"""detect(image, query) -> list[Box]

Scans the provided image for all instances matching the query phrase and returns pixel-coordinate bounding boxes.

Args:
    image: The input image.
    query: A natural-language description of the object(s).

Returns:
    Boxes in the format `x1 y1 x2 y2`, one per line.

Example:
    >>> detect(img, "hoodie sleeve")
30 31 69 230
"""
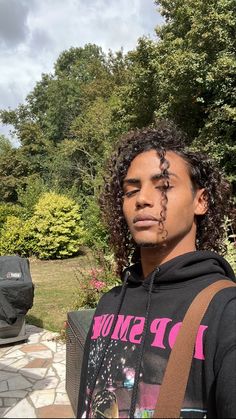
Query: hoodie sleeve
214 296 236 418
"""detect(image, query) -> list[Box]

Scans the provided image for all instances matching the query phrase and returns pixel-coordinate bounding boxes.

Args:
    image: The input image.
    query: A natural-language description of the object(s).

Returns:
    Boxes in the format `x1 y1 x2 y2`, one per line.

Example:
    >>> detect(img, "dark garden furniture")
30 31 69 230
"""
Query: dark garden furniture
0 255 34 345
66 309 95 415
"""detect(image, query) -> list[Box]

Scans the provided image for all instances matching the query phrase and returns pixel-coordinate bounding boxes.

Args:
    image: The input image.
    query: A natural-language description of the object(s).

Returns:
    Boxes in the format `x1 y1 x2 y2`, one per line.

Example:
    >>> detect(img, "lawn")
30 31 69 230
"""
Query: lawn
26 250 95 333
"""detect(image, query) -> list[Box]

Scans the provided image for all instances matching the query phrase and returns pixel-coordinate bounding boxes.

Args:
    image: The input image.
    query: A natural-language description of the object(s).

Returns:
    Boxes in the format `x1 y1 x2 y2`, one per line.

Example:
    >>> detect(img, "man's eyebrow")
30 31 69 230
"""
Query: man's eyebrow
123 172 179 185
123 178 140 185
151 172 179 180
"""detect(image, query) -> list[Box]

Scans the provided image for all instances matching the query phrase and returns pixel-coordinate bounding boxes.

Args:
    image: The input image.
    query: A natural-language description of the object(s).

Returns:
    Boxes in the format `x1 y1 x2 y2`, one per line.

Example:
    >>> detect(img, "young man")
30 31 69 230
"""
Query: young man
77 121 236 418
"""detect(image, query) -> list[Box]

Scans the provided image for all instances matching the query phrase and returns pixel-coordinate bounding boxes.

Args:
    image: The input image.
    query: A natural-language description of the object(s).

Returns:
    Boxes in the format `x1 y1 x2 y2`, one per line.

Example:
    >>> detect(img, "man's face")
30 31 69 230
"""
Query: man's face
122 149 206 249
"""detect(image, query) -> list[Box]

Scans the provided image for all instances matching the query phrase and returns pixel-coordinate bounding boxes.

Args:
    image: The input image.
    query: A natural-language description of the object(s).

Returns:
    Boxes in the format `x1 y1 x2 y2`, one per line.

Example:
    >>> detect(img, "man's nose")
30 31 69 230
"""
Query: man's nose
135 186 154 208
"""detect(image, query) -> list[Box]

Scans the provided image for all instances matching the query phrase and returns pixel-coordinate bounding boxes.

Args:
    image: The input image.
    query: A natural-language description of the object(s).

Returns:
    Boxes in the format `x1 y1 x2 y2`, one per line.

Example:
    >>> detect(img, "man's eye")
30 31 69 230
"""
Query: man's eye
124 189 139 197
155 185 173 191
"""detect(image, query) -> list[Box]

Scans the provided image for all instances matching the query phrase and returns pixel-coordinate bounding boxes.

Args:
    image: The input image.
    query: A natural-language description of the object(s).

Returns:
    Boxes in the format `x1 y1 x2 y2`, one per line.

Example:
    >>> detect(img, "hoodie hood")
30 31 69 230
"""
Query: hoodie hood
122 250 235 289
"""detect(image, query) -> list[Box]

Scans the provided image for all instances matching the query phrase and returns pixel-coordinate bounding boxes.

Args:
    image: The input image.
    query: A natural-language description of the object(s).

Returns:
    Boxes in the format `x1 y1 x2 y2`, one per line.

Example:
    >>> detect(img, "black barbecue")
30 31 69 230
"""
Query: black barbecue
0 255 34 345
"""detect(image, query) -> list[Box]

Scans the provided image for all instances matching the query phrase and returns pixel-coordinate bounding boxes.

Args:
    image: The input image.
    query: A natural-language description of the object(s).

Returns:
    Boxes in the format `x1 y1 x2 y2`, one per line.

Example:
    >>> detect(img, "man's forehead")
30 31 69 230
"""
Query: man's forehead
125 149 189 176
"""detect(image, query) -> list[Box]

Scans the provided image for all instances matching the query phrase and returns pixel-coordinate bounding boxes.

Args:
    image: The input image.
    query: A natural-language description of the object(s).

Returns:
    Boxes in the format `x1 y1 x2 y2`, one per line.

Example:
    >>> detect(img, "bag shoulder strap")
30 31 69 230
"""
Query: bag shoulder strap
154 279 236 418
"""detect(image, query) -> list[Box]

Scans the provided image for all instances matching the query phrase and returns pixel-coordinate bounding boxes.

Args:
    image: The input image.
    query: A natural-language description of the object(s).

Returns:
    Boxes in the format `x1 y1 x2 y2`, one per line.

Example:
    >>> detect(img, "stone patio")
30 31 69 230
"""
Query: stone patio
0 324 75 418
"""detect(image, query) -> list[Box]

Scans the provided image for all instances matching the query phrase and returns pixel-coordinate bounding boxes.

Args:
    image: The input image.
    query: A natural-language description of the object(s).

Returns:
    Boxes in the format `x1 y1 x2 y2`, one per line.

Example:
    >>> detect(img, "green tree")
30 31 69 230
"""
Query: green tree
0 44 126 204
111 0 235 182
69 97 114 194
26 44 114 143
0 145 30 202
0 135 13 155
111 38 159 131
154 0 236 180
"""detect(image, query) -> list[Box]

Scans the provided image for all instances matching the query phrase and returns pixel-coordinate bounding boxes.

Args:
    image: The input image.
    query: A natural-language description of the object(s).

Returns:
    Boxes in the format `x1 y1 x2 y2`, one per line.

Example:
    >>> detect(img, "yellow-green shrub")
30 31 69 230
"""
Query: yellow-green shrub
0 203 23 230
0 216 31 256
29 192 84 259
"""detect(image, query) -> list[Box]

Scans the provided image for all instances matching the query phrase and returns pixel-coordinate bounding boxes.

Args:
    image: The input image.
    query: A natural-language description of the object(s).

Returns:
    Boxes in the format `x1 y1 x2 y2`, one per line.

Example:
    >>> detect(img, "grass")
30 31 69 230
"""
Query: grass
26 249 95 333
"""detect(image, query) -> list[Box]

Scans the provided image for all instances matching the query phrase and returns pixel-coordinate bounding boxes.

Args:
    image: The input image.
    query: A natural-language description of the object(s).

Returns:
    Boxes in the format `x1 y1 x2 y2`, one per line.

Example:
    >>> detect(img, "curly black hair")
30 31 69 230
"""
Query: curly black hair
99 120 232 276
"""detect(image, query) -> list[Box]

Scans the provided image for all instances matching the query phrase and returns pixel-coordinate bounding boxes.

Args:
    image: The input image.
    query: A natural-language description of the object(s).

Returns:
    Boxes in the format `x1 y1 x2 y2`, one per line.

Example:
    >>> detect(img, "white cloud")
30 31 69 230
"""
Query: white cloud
0 0 163 139
0 0 32 47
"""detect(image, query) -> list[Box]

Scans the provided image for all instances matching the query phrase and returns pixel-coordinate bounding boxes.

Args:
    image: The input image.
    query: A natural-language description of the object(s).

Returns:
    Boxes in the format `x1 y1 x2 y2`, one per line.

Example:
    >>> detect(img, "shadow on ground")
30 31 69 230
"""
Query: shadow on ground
25 315 44 329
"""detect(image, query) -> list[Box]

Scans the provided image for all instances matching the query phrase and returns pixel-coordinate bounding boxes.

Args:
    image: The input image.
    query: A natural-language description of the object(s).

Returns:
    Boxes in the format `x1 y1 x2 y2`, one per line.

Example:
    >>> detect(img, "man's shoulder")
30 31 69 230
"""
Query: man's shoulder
203 279 236 324
98 284 124 303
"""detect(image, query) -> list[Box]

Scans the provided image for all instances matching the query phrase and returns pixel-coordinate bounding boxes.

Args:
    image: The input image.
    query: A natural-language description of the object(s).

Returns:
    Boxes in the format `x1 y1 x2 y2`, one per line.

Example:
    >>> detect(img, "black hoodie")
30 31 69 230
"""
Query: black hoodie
77 251 236 418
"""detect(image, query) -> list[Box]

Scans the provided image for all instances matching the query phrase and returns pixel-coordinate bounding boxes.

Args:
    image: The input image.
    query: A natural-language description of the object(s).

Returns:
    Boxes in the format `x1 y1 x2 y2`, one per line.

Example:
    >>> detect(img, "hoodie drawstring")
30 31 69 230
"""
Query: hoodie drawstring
85 270 130 418
129 267 159 418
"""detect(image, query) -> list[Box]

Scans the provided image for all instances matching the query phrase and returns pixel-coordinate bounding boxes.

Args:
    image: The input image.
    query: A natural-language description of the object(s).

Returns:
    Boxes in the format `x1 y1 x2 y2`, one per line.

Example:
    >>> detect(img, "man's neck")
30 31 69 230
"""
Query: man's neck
140 241 196 278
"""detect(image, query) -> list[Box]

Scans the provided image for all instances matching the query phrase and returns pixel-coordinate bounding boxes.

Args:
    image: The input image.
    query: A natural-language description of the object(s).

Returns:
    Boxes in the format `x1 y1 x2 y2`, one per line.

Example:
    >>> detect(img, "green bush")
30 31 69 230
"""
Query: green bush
29 192 85 259
73 249 120 309
82 196 109 251
0 216 31 256
0 203 23 230
17 175 46 218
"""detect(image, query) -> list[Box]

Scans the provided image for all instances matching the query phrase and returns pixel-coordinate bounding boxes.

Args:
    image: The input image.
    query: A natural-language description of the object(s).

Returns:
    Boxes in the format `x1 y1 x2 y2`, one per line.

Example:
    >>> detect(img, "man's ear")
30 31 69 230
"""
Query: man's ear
194 189 208 215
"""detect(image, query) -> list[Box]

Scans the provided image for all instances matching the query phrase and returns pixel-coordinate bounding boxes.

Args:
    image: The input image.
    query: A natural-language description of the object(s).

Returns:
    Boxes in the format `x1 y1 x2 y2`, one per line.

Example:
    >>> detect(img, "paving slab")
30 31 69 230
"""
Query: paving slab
0 324 75 418
36 404 74 418
4 398 37 418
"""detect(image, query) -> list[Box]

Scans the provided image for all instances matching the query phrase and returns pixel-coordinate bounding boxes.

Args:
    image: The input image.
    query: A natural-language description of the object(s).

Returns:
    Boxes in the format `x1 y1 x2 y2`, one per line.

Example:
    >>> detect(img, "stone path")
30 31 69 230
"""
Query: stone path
0 324 75 418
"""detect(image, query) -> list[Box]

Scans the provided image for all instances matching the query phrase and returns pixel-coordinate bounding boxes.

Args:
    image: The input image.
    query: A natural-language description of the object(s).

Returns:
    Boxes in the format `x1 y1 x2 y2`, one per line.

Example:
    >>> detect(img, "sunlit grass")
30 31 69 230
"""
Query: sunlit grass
26 249 95 332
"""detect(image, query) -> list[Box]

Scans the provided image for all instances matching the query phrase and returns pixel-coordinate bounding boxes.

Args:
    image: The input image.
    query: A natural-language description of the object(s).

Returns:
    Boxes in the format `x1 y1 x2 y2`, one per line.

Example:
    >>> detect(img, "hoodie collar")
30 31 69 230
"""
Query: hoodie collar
122 250 235 288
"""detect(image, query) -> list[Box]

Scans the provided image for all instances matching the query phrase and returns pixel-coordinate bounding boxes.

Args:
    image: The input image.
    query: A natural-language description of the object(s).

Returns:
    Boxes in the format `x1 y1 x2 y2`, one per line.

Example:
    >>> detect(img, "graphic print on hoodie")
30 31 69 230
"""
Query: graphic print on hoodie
77 251 236 419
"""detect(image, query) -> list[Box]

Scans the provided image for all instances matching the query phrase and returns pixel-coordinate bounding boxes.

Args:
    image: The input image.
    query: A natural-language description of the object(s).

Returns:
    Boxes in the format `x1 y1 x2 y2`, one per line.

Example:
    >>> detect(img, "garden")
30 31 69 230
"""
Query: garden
26 251 118 333
0 0 235 334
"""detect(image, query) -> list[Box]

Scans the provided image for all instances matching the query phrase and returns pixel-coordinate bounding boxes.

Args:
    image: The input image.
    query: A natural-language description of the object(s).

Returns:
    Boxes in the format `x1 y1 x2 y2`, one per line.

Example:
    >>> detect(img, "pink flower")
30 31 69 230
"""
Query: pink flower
88 267 104 280
90 278 105 291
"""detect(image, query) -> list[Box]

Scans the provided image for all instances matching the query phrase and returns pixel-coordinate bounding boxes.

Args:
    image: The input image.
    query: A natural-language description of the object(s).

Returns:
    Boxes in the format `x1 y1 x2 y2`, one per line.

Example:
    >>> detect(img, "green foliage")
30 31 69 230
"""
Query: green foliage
29 192 85 259
154 0 236 179
0 145 30 202
73 250 120 309
69 97 114 195
0 192 85 259
111 0 236 182
0 126 49 203
0 44 127 207
82 197 109 251
224 218 236 272
0 5 235 253
0 216 31 256
112 38 159 130
0 135 13 155
17 175 47 218
0 203 23 230
24 44 114 144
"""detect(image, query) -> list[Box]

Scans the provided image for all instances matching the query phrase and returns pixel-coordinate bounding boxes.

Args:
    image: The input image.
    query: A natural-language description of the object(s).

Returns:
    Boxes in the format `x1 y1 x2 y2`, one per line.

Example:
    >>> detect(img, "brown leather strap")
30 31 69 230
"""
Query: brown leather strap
153 280 236 418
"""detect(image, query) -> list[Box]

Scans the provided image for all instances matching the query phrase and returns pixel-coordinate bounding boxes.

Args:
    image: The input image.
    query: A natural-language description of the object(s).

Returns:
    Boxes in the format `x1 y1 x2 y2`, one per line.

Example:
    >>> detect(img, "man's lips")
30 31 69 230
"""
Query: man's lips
133 214 160 227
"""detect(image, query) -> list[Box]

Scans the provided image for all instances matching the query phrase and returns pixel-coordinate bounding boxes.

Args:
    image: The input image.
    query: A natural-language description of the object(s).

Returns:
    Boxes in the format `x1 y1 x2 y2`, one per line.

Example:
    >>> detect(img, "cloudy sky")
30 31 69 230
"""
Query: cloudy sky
0 0 163 140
